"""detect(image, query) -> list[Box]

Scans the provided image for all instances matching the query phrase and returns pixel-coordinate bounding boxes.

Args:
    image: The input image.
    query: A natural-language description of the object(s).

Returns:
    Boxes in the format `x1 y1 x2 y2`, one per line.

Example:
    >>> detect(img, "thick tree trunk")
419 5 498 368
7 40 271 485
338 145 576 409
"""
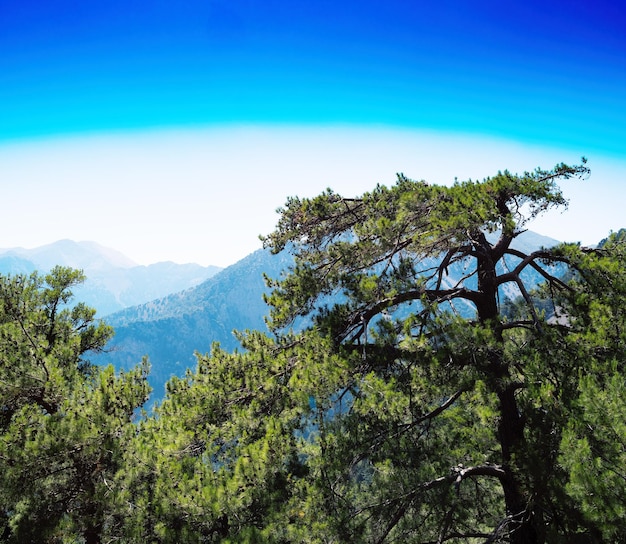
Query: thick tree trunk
84 526 102 544
477 242 541 544
497 387 540 544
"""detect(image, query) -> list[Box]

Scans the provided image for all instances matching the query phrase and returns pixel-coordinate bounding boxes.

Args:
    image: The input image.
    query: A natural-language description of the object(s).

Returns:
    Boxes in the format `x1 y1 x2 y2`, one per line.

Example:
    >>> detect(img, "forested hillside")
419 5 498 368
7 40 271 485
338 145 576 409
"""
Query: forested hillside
98 248 293 397
2 162 626 543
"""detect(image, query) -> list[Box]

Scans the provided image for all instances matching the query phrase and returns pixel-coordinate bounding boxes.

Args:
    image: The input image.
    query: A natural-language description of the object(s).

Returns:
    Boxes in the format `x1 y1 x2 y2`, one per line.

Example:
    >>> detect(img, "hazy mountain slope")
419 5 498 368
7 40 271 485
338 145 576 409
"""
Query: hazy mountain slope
0 239 137 270
0 240 222 315
0 255 37 275
97 248 293 397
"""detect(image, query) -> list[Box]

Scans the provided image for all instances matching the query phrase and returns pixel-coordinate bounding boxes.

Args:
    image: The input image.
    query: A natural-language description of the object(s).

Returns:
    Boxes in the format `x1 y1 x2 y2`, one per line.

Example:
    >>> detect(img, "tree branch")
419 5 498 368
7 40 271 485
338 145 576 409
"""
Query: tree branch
356 463 509 543
498 248 573 292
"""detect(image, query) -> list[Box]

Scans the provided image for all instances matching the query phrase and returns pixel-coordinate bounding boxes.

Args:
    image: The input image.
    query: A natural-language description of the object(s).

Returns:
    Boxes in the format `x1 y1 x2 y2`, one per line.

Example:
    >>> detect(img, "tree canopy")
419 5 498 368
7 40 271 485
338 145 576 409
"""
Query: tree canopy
0 267 150 543
2 160 626 543
256 161 616 543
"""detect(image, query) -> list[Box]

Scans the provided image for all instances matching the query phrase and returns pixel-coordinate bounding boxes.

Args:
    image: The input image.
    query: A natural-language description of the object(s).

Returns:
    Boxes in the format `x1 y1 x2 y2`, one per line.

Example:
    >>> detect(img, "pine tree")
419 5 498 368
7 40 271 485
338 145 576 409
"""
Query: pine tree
0 267 151 543
118 160 626 543
259 161 619 542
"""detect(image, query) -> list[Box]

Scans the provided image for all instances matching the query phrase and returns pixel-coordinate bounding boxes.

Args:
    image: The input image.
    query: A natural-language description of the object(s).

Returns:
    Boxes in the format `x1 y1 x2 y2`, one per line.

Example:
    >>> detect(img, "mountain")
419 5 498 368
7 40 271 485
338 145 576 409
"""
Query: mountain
95 231 563 400
96 248 293 397
0 240 222 316
0 239 137 271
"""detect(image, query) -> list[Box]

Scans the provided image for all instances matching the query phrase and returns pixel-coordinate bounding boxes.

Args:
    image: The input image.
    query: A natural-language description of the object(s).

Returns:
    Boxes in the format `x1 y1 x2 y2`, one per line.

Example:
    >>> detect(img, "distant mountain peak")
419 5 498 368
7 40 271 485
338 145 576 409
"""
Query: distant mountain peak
0 240 222 316
0 240 138 271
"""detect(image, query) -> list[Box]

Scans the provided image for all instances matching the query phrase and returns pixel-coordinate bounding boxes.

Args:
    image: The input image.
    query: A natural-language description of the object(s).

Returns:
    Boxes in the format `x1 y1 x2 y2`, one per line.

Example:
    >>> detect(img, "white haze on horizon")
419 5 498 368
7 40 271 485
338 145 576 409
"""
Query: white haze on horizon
0 125 623 268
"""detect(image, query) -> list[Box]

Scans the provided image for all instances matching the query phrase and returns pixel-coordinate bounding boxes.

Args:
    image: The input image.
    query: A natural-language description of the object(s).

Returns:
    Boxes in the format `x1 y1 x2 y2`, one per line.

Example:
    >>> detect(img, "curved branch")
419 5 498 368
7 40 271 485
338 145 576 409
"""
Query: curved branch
356 463 509 544
436 245 473 290
341 286 480 343
497 320 536 332
514 276 542 330
497 248 572 291
452 464 508 486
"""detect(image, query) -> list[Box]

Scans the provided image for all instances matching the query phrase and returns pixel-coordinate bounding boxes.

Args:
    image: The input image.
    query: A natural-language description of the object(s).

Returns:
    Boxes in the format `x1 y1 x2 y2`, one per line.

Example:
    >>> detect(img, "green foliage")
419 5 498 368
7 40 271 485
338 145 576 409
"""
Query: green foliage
123 160 623 543
4 160 626 544
0 267 150 543
114 161 607 543
112 330 321 542
254 161 621 543
561 371 626 540
555 232 626 541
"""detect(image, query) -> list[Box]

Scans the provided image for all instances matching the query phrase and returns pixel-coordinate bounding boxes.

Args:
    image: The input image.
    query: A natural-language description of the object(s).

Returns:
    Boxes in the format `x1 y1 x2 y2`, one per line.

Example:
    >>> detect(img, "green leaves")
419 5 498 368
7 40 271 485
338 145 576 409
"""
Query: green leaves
256 161 623 542
0 268 150 543
561 370 626 540
5 158 623 544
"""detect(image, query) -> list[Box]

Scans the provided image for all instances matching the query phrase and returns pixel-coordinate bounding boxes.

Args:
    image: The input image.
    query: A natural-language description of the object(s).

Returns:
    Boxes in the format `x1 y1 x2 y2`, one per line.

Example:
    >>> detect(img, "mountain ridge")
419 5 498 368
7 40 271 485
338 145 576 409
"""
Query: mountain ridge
0 240 222 316
97 248 294 396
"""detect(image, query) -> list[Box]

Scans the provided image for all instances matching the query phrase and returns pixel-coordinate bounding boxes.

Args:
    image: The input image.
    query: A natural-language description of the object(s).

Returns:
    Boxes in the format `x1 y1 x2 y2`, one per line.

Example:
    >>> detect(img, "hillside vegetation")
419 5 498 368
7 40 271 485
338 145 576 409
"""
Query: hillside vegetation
2 161 626 543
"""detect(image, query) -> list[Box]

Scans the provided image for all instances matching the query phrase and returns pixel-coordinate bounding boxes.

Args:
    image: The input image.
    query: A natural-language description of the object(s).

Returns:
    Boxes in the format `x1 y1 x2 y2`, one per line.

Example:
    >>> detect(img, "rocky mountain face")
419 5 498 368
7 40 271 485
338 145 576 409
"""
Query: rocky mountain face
0 240 222 316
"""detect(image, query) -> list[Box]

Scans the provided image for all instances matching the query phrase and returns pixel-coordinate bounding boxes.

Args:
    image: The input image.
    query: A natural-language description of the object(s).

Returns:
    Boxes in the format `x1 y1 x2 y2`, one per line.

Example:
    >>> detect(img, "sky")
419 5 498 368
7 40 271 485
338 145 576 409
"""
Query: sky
0 0 624 267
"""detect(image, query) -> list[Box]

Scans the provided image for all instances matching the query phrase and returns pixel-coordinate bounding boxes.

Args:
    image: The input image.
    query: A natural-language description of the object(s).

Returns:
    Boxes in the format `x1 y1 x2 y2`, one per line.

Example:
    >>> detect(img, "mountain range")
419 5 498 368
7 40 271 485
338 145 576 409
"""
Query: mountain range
0 240 222 316
0 232 567 400
99 248 293 397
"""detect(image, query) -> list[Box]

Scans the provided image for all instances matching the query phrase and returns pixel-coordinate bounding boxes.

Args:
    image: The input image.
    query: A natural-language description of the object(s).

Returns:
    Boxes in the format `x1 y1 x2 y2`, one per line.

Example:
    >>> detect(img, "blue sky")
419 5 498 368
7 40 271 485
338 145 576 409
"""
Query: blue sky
0 1 624 266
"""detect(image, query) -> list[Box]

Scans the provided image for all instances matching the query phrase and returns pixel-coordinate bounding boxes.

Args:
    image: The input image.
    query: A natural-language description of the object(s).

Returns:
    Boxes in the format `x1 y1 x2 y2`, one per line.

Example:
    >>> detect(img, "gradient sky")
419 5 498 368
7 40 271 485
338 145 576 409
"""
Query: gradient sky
1 1 624 266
